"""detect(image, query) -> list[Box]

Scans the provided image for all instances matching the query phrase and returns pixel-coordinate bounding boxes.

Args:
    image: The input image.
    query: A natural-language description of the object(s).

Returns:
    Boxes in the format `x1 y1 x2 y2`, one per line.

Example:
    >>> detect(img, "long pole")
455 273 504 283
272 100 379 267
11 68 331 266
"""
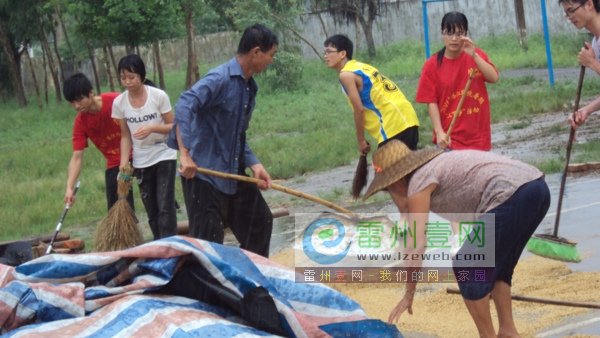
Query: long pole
446 69 475 138
447 287 600 309
46 181 80 254
196 167 356 215
553 65 585 237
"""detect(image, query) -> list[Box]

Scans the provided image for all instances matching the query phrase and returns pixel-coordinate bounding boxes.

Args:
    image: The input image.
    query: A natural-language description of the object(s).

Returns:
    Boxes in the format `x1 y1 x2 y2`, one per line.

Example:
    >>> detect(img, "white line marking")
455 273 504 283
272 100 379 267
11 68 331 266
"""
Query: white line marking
537 316 600 337
544 201 600 218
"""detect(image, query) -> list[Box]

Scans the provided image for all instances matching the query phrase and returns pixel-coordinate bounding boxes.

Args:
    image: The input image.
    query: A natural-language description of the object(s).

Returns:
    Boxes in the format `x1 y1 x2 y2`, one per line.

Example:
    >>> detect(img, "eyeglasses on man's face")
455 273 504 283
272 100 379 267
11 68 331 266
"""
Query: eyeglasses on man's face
324 49 340 55
442 30 467 39
564 3 584 17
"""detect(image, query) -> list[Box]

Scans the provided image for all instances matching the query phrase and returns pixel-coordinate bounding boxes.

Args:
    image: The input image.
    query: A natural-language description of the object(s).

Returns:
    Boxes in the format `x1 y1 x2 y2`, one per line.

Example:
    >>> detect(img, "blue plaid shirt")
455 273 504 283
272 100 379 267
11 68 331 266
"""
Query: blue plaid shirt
168 57 259 194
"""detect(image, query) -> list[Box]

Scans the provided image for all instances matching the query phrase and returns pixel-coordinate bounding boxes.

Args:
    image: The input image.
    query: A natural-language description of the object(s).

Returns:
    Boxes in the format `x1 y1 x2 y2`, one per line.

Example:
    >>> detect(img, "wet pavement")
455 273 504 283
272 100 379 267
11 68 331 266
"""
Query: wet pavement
532 172 600 337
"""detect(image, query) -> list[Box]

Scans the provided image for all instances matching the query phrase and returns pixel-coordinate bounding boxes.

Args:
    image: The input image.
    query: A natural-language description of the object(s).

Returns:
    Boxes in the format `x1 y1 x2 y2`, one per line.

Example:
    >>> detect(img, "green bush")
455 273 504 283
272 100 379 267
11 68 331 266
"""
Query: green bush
259 50 304 92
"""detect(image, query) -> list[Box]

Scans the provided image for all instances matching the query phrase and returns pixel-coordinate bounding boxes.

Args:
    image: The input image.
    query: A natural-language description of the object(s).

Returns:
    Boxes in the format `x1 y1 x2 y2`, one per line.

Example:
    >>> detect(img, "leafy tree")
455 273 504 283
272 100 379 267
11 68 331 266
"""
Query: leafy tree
35 3 63 103
103 0 182 89
204 0 322 59
0 0 42 106
0 10 26 106
204 0 312 91
311 0 381 58
181 0 200 89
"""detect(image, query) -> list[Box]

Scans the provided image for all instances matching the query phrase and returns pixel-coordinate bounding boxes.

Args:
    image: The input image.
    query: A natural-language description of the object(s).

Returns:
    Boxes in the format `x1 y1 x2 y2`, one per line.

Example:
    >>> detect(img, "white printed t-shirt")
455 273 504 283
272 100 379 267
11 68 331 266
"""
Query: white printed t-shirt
112 85 177 168
592 36 600 62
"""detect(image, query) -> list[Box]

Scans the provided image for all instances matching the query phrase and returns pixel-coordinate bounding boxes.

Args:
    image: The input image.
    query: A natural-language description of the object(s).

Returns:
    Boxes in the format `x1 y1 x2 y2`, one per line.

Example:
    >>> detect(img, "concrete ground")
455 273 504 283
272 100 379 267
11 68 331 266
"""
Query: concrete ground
531 172 600 337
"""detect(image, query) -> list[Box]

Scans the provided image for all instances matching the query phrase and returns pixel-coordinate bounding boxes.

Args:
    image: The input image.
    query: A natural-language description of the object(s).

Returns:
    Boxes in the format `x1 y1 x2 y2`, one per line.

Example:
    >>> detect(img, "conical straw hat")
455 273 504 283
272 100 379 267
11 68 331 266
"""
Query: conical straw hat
363 140 443 199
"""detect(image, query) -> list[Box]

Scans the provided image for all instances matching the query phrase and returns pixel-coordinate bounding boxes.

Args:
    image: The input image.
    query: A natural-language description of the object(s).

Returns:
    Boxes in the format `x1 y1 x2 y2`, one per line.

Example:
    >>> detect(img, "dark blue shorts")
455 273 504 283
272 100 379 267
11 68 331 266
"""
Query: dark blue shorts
453 176 550 300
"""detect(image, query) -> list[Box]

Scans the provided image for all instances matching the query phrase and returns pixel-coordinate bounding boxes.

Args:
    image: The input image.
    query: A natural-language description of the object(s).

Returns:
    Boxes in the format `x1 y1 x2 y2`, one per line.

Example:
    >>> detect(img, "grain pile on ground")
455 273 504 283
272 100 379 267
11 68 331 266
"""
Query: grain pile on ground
271 249 600 337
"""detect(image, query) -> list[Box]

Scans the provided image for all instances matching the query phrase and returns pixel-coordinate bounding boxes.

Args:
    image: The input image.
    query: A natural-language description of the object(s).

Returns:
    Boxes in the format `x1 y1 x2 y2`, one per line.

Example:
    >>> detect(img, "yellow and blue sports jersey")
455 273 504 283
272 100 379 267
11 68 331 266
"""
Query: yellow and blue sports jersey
341 60 419 144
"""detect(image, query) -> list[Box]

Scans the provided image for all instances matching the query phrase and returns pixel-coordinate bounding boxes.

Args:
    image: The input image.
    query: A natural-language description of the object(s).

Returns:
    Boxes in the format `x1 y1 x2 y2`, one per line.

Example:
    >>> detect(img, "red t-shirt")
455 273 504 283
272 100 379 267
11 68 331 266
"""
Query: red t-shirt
72 93 121 168
416 49 496 151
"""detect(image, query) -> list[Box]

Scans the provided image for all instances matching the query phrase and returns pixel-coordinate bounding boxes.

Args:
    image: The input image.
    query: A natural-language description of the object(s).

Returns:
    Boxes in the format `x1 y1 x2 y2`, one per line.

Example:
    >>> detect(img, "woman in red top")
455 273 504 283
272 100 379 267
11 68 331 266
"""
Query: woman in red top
416 11 499 150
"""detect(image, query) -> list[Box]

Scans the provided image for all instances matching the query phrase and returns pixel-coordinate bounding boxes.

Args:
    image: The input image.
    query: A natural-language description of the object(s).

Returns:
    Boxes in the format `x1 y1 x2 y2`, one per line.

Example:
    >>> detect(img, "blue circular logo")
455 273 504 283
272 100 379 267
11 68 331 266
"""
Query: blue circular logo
302 217 351 265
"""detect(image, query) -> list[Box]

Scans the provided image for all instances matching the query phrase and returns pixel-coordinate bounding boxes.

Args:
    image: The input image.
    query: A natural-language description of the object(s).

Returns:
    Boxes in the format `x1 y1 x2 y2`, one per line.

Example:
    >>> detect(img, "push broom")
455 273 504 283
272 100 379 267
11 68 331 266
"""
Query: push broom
94 164 143 252
526 65 584 263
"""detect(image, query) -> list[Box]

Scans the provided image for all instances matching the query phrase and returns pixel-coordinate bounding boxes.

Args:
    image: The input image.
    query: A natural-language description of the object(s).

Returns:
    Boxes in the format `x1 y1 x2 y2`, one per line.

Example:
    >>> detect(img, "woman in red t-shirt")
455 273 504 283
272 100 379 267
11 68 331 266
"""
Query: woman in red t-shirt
416 11 499 151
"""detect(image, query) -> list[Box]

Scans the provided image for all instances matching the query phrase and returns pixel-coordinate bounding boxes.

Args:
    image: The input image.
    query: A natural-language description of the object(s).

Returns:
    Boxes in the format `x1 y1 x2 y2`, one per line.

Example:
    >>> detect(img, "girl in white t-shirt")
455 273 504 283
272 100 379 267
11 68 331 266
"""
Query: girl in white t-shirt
112 54 178 240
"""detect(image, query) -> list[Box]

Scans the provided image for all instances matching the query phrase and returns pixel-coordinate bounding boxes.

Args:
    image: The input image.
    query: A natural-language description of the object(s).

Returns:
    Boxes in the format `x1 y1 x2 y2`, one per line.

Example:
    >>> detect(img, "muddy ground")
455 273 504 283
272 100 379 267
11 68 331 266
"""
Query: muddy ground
263 107 600 218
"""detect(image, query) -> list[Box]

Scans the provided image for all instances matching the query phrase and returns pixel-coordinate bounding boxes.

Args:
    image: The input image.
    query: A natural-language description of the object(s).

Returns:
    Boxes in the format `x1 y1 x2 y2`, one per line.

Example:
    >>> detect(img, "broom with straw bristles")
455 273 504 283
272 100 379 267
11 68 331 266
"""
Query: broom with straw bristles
94 164 143 252
351 153 368 200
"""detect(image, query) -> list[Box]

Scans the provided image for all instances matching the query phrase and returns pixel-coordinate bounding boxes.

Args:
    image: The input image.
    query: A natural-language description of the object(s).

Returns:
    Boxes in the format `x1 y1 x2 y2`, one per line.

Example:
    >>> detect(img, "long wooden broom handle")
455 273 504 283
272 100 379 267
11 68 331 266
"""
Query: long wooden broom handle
196 167 356 215
447 287 600 309
553 65 586 237
446 69 476 138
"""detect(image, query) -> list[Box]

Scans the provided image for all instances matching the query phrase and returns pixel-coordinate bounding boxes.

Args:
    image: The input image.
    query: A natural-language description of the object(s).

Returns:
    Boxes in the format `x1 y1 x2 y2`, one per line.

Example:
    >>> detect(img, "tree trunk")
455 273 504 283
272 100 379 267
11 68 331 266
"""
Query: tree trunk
84 40 101 94
354 15 361 53
152 40 165 89
360 16 376 58
49 16 66 82
514 0 528 50
56 6 74 57
152 48 157 85
183 1 199 89
270 11 323 60
25 49 43 110
316 11 328 37
103 43 115 91
0 21 27 106
39 25 62 102
42 46 49 104
107 43 118 77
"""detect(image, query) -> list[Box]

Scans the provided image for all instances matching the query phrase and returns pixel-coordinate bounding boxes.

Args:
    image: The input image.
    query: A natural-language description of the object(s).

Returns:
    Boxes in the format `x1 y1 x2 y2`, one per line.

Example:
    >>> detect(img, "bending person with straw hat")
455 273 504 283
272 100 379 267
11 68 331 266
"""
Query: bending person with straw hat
365 140 550 337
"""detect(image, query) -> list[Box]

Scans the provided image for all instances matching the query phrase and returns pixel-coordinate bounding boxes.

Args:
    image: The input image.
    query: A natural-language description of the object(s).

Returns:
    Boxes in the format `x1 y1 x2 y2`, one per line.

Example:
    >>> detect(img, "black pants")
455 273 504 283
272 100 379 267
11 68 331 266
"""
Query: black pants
455 177 551 300
135 160 177 240
105 166 135 211
181 177 273 257
379 126 419 150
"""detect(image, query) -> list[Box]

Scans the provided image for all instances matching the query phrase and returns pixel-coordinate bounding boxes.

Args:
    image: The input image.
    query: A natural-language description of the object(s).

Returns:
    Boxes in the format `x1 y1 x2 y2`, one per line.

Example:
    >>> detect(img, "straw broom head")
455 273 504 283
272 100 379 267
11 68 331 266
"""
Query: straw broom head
94 164 143 252
351 154 369 199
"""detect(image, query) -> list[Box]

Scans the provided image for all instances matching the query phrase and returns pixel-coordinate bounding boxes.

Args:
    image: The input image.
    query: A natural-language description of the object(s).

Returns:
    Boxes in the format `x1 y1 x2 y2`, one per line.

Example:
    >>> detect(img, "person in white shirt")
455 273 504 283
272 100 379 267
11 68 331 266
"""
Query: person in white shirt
112 54 177 240
560 0 600 127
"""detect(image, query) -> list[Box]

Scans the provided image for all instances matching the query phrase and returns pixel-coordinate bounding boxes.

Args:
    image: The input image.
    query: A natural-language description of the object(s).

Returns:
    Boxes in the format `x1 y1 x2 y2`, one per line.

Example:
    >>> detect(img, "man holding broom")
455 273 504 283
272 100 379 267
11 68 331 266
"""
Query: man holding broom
62 73 134 211
169 24 277 258
323 34 420 209
561 0 600 127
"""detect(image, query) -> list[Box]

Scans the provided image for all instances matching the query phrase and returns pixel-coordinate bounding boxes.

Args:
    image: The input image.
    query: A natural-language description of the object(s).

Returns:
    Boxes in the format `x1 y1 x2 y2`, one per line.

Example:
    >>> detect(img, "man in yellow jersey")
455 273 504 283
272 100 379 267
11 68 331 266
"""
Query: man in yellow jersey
324 34 420 211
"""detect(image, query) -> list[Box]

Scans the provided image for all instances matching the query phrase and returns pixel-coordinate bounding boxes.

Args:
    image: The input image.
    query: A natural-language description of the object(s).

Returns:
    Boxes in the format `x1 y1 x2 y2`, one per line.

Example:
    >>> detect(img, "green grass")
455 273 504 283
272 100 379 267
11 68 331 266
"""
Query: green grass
1 32 599 245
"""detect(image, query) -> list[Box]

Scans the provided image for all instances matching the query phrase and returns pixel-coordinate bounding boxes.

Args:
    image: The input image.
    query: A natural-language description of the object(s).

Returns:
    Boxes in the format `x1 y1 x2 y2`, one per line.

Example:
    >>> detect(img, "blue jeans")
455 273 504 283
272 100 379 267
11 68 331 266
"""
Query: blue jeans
454 176 551 300
135 160 177 240
105 166 134 211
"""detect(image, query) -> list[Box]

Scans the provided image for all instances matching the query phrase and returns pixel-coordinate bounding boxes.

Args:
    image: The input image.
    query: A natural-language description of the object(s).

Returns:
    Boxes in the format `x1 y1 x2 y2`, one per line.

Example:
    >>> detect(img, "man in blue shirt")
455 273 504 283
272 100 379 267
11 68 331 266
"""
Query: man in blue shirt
169 24 278 257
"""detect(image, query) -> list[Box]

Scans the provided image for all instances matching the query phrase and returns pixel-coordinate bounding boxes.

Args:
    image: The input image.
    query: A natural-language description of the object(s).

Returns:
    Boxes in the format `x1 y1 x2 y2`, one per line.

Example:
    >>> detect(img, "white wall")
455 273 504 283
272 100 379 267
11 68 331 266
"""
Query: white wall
297 0 581 58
